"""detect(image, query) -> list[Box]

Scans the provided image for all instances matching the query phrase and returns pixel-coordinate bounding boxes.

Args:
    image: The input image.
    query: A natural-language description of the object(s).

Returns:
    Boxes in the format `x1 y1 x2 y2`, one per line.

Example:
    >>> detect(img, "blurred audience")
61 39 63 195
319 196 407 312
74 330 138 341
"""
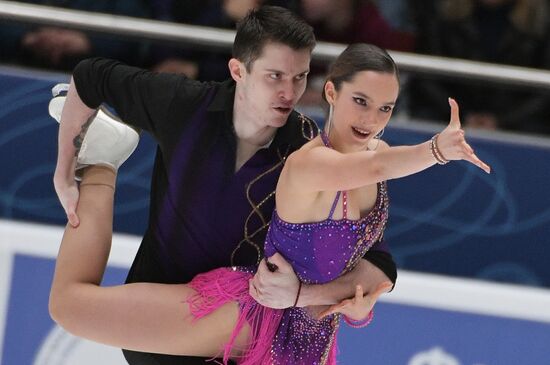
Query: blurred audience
408 0 550 135
0 0 151 71
2 0 550 135
298 0 415 51
374 0 417 34
296 0 417 121
147 0 295 80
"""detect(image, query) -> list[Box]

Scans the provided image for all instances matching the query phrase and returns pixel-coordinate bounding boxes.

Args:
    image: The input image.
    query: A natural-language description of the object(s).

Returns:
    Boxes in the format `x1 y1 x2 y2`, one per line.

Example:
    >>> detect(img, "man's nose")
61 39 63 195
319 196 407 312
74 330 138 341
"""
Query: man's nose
279 81 296 101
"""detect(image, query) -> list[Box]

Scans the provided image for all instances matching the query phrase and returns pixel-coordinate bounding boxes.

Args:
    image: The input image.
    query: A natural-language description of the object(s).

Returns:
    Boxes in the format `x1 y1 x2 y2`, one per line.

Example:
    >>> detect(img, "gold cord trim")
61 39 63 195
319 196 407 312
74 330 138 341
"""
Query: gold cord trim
230 114 318 267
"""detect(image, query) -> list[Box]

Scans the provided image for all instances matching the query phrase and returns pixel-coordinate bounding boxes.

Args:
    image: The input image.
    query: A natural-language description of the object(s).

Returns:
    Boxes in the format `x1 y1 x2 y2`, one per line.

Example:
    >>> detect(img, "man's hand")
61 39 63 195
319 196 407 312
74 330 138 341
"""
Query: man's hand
249 253 300 309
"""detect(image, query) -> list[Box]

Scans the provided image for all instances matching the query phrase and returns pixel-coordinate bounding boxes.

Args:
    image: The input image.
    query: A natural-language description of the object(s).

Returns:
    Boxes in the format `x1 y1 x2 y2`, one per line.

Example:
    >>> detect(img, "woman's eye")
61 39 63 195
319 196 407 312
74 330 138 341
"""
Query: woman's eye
380 106 393 113
353 97 366 106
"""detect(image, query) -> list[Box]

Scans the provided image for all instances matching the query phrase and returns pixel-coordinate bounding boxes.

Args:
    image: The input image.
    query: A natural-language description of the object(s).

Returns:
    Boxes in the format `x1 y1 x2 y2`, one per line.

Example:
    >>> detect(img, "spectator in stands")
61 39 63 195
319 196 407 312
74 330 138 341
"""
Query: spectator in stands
148 0 295 81
0 0 150 71
296 0 416 122
374 0 417 35
408 0 550 135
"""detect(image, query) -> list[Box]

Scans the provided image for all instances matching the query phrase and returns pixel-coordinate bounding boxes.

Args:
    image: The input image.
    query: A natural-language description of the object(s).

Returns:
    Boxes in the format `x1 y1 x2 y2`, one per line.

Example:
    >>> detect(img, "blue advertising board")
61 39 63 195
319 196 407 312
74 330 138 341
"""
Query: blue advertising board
2 221 550 365
1 65 549 288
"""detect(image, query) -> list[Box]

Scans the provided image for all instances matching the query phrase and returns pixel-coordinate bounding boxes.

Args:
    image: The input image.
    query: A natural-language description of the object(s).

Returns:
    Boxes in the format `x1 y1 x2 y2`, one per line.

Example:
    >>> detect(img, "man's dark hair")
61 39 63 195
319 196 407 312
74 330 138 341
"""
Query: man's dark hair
233 6 316 71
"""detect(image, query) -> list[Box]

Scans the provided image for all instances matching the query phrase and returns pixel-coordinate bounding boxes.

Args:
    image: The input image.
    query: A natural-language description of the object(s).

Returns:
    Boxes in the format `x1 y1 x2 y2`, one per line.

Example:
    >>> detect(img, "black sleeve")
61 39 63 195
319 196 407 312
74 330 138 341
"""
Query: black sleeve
363 239 397 286
72 57 207 140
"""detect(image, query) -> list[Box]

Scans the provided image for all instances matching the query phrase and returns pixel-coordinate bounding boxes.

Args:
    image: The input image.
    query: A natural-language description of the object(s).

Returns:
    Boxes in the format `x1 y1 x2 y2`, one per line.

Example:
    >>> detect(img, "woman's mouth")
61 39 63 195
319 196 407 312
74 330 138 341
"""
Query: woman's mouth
351 126 371 139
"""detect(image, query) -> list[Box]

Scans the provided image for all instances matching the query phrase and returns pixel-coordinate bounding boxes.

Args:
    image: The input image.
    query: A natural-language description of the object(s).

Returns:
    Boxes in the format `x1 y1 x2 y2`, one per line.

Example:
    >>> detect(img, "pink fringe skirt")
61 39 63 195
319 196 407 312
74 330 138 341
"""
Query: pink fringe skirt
187 267 284 365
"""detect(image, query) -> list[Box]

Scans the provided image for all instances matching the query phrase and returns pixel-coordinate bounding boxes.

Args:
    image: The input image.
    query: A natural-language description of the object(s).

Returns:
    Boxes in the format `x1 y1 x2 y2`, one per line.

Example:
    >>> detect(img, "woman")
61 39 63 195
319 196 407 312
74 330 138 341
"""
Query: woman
49 44 490 365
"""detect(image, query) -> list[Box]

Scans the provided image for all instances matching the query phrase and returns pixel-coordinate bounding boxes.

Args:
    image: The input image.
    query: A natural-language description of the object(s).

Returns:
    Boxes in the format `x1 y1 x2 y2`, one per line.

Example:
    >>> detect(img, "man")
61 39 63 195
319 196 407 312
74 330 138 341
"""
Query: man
53 6 396 364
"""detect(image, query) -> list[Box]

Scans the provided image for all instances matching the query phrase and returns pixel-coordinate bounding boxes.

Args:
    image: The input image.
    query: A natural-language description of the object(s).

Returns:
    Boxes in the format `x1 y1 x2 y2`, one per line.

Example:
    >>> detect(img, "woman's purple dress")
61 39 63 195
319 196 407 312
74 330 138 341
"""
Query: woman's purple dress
187 133 389 364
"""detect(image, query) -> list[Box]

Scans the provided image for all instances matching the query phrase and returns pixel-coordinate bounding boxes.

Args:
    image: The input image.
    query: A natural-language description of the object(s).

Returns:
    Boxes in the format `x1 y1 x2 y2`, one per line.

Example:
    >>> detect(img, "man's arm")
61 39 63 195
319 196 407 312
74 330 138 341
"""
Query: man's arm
250 240 397 308
298 256 394 307
54 57 201 226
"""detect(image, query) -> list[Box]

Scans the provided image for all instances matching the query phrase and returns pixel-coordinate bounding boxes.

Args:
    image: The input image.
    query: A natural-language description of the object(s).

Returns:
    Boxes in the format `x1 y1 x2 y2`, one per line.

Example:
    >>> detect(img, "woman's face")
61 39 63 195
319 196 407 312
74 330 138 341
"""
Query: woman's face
326 71 399 151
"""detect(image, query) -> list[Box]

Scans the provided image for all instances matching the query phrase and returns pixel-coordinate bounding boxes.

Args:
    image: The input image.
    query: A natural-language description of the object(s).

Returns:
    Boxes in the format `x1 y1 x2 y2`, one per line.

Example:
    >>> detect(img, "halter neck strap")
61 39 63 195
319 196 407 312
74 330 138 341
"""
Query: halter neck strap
322 132 348 220
321 131 331 148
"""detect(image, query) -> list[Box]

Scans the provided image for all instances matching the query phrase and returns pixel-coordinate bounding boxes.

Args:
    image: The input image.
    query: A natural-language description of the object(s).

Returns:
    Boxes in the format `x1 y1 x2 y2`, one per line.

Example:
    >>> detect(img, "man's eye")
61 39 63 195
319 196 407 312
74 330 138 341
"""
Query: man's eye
295 73 307 80
269 73 280 80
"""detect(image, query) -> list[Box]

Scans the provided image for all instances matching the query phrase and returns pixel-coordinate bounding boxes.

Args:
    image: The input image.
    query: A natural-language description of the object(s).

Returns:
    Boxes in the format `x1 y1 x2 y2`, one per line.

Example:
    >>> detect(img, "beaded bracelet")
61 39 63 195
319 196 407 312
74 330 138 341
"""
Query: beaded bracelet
293 281 302 307
343 309 374 328
430 134 446 164
430 134 449 165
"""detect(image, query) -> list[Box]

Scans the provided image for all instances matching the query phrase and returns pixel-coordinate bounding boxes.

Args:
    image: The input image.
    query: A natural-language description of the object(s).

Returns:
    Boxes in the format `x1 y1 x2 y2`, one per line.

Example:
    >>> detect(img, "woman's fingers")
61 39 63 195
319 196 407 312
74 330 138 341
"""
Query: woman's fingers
440 129 491 174
457 138 491 173
355 285 364 300
318 300 350 319
463 141 474 155
318 307 334 319
448 97 461 129
465 152 491 174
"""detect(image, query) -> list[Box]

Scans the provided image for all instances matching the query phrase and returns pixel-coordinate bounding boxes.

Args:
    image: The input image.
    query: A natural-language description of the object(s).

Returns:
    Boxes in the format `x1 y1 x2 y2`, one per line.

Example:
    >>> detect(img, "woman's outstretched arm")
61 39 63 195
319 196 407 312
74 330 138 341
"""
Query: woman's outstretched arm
284 99 490 193
48 166 247 357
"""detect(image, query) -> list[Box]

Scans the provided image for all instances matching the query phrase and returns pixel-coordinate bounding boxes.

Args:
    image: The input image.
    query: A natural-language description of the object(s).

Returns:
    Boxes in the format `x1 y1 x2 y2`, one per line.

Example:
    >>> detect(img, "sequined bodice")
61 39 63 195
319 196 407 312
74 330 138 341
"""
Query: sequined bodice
264 181 388 284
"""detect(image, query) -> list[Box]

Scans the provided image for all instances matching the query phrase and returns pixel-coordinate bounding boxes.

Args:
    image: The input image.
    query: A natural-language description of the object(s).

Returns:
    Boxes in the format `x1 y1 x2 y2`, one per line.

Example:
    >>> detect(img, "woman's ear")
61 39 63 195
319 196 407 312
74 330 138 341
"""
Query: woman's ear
324 81 336 104
228 58 245 82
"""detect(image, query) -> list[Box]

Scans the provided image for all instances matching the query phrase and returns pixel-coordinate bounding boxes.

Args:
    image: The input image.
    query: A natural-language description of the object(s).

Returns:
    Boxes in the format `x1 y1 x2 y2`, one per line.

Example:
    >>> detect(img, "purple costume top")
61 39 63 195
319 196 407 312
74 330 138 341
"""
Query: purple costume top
262 132 389 364
189 132 389 364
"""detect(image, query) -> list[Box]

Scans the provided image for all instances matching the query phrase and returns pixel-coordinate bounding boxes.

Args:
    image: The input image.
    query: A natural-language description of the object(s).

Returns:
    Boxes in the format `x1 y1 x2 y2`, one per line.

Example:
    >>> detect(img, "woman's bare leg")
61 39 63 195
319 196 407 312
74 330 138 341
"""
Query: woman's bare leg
49 166 249 357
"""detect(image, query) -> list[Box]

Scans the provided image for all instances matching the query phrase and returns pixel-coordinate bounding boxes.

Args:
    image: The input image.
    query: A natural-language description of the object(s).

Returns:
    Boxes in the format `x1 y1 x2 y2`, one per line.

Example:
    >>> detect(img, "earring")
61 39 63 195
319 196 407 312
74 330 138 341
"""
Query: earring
372 128 384 151
325 103 334 136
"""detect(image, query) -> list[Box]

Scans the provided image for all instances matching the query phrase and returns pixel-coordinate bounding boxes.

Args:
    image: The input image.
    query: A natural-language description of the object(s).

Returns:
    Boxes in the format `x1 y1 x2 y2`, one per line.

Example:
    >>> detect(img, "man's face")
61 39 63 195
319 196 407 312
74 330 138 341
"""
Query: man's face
237 42 311 128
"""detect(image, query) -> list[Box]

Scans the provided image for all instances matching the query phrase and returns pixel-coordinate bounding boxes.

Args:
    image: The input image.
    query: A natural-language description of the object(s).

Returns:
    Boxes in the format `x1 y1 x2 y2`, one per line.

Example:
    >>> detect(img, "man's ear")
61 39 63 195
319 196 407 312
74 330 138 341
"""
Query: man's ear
228 58 245 82
324 81 336 104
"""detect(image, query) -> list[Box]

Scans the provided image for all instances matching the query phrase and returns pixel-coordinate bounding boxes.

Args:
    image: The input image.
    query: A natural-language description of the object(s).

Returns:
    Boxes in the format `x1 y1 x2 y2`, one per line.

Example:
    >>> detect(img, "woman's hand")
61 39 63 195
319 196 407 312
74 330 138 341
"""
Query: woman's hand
54 160 80 227
318 281 392 321
437 98 491 173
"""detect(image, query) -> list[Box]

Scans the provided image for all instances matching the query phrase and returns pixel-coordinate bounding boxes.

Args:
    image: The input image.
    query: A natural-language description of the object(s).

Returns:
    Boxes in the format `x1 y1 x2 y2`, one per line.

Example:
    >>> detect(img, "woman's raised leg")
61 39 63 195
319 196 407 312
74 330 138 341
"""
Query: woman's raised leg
48 165 249 357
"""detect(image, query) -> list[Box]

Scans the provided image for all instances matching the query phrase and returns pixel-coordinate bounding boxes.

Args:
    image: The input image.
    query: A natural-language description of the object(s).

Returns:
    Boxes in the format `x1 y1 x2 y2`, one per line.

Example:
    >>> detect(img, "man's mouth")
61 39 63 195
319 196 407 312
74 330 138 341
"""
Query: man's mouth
351 126 371 139
274 107 291 114
273 105 292 114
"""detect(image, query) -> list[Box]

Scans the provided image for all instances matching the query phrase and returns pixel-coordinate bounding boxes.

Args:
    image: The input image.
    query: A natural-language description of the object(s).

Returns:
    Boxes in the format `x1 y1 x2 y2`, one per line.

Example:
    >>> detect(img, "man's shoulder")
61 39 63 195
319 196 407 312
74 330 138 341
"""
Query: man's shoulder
171 78 234 111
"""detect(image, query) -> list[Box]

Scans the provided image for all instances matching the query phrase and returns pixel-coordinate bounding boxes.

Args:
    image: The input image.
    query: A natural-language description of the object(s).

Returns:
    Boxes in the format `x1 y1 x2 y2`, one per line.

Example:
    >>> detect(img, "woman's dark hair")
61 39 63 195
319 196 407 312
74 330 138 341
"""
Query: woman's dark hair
233 6 316 71
323 43 400 101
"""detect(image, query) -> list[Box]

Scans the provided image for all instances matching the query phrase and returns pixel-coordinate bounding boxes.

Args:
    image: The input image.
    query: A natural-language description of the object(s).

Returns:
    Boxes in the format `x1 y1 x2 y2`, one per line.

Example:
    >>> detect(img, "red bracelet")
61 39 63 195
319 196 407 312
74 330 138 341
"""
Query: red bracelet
293 281 302 307
343 310 374 328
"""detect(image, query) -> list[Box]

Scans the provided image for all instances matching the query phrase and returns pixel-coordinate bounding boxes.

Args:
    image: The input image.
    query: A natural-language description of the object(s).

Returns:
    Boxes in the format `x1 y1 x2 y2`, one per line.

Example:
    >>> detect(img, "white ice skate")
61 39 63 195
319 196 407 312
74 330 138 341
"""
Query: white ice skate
49 83 140 176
